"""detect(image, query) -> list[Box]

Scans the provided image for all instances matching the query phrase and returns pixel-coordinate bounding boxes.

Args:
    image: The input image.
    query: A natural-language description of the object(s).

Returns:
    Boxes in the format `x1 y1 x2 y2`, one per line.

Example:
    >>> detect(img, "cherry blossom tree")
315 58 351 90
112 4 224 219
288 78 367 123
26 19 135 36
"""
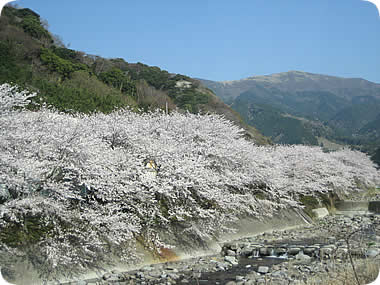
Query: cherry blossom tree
0 84 379 282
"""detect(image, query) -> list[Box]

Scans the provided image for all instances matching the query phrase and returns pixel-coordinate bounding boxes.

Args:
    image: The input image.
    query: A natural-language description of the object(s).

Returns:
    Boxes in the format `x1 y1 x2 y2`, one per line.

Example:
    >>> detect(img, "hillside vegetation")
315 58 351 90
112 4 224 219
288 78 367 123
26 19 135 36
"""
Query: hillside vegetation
0 5 268 144
1 84 379 282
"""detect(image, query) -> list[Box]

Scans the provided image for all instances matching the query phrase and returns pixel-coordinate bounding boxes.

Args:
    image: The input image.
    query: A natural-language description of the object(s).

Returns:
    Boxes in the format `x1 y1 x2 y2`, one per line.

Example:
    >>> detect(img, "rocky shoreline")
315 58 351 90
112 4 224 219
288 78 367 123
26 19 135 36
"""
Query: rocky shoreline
58 210 380 285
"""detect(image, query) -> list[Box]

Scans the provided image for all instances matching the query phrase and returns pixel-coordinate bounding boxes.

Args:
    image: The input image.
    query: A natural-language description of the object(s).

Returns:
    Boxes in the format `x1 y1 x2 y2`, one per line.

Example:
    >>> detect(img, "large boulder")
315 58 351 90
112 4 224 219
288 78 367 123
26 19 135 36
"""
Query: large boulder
311 207 329 219
257 266 269 274
295 251 312 264
366 248 380 258
224 256 238 266
288 247 301 255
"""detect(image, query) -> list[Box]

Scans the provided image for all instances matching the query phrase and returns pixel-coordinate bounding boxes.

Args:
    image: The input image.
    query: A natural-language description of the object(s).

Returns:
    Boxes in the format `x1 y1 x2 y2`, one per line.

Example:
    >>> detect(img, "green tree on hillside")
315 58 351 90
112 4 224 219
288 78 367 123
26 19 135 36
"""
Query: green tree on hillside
21 15 51 41
32 71 136 113
40 48 87 79
51 46 79 62
99 68 136 95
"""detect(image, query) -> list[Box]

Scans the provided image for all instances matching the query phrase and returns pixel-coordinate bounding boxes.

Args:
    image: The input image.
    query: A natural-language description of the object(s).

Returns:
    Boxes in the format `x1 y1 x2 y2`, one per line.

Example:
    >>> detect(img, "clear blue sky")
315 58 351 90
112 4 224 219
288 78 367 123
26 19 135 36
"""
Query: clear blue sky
10 0 380 83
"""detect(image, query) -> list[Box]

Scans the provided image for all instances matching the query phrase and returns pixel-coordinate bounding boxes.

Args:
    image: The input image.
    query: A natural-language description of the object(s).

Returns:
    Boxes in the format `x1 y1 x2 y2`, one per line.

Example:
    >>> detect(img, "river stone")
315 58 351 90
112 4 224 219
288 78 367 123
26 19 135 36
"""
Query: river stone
366 248 380 257
295 252 312 264
229 242 239 251
270 279 289 285
304 247 317 255
149 270 162 278
323 243 335 247
136 272 145 279
241 248 254 257
311 207 329 219
224 255 238 265
107 274 122 282
288 247 301 255
336 248 348 259
226 249 236 256
216 262 227 270
259 247 270 256
257 266 269 274
141 266 154 271
327 237 336 243
271 270 287 278
168 273 180 279
320 247 333 257
275 247 287 255
102 273 112 280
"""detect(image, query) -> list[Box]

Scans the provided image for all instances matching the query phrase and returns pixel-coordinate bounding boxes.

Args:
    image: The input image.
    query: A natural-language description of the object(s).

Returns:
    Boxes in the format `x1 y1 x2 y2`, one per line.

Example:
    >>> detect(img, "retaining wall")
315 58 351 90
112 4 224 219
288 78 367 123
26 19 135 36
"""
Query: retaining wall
369 201 380 214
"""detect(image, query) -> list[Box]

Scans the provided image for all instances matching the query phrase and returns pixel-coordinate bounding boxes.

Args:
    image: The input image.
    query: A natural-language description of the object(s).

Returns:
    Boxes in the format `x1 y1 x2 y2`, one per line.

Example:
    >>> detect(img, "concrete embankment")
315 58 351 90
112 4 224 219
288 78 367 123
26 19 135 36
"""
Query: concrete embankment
158 208 312 260
369 201 380 214
54 209 311 285
111 209 312 274
5 208 312 285
335 200 380 215
335 201 369 211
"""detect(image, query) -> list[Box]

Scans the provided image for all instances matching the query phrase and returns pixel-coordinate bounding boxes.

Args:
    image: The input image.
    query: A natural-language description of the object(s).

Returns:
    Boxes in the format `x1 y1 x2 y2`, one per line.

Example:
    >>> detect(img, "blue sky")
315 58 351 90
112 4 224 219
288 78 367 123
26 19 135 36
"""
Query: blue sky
8 0 380 82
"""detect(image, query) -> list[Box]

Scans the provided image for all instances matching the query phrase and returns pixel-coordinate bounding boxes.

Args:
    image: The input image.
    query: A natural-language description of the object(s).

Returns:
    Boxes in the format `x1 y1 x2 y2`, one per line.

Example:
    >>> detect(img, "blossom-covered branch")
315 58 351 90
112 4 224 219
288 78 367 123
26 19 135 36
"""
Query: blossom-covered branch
0 84 379 281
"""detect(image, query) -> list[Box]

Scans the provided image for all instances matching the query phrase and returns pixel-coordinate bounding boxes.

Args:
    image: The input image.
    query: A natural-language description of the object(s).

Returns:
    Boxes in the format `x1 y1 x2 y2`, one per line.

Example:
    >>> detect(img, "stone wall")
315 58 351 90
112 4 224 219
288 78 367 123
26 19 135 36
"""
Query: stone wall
369 201 380 214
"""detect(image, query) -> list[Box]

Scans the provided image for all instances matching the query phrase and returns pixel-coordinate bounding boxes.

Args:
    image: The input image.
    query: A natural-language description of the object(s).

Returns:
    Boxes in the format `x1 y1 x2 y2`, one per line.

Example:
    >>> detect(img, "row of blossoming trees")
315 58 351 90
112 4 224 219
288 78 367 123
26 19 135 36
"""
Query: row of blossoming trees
0 83 379 281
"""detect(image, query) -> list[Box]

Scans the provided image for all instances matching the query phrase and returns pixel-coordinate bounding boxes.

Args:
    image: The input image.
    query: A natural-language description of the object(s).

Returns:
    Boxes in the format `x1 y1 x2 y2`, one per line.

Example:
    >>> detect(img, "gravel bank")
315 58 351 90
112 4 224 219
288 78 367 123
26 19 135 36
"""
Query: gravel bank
59 211 380 285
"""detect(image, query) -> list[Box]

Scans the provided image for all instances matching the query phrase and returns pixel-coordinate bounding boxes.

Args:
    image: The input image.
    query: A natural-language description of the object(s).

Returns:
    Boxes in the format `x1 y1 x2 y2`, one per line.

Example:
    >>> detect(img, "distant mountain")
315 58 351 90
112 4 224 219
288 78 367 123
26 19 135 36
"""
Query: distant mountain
0 5 269 145
200 71 380 147
201 71 380 103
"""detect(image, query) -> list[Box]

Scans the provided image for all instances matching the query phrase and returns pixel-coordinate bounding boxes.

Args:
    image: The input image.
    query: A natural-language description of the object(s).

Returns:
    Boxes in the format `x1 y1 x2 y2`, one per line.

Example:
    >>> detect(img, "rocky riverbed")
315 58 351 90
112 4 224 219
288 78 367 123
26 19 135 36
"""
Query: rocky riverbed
59 212 380 285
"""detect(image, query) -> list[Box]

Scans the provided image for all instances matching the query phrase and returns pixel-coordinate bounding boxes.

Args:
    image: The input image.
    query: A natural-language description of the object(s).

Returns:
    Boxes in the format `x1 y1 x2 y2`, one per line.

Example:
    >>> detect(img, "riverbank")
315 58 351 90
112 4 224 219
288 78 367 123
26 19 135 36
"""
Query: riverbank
59 211 380 285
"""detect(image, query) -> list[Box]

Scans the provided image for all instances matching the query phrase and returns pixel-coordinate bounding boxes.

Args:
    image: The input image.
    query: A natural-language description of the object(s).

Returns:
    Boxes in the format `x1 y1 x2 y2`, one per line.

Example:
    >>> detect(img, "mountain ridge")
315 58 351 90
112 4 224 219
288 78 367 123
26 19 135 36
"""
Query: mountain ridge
200 71 380 103
223 70 378 84
199 71 380 157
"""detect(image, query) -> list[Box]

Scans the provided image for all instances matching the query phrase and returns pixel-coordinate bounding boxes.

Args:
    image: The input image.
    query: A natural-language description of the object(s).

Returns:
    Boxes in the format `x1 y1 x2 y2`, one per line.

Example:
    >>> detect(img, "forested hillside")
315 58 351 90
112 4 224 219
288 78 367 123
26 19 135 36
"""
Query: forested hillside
0 5 268 144
200 71 380 165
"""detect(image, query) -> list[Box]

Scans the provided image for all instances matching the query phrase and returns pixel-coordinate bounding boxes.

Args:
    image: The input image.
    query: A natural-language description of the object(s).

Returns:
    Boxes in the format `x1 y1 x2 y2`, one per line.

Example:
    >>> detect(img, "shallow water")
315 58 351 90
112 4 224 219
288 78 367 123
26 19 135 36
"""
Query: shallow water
176 256 287 284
